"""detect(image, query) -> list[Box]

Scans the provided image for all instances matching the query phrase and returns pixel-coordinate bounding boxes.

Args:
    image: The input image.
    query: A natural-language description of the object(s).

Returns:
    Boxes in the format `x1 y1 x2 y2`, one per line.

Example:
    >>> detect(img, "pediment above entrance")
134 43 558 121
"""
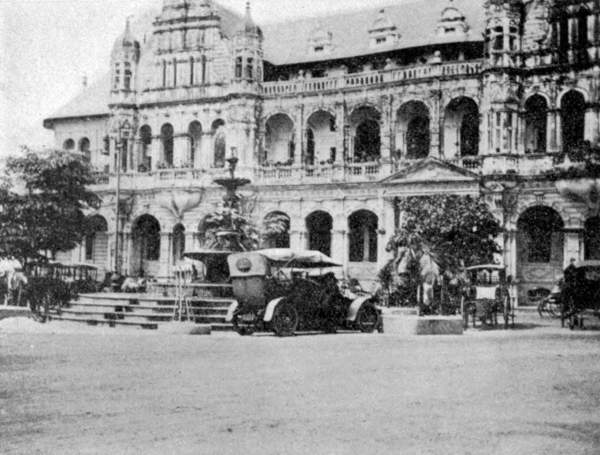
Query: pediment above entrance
381 158 481 197
381 158 480 185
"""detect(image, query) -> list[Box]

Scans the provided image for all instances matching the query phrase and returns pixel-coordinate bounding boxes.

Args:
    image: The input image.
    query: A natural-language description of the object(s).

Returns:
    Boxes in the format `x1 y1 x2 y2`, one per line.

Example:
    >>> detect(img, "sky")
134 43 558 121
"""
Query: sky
0 0 412 159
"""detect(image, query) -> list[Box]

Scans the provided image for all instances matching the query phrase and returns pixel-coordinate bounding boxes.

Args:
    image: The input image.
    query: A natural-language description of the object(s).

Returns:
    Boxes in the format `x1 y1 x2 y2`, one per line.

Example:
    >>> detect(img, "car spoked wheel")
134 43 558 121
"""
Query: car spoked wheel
272 302 298 337
233 313 256 336
356 305 379 333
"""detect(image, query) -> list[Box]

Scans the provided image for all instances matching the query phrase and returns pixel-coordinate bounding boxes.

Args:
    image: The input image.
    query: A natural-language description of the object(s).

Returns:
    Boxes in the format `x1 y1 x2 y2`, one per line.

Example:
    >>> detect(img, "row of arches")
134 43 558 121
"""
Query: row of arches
134 119 226 171
263 90 588 165
62 137 91 161
82 207 600 278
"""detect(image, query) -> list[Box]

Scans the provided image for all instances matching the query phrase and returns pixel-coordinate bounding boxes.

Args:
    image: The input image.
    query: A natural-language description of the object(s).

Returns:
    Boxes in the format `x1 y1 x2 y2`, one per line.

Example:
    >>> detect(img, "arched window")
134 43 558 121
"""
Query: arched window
444 97 479 158
188 121 202 167
78 137 91 162
235 56 243 79
524 95 548 154
161 123 174 167
306 211 333 257
124 62 132 91
265 114 295 165
139 125 152 171
518 207 564 263
349 211 378 263
246 58 254 79
584 217 600 260
172 224 185 263
133 215 161 261
397 101 430 160
351 106 381 163
212 119 226 168
561 91 586 152
63 138 75 150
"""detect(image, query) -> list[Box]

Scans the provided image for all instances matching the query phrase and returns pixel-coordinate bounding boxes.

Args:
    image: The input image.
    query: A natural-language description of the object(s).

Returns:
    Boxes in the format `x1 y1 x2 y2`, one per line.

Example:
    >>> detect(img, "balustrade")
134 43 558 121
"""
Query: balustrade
261 60 484 97
88 151 563 190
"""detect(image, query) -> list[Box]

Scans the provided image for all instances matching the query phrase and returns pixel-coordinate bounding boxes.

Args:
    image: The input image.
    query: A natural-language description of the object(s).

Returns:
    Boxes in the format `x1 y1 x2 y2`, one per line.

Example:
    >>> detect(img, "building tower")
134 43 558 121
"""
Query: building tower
109 18 141 173
232 1 264 88
482 0 525 156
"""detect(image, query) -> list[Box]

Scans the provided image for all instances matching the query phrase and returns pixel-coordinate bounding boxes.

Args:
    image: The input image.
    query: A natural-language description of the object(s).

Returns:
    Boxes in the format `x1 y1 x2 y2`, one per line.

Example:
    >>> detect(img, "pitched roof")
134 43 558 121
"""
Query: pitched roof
261 0 484 65
44 74 111 125
44 0 484 125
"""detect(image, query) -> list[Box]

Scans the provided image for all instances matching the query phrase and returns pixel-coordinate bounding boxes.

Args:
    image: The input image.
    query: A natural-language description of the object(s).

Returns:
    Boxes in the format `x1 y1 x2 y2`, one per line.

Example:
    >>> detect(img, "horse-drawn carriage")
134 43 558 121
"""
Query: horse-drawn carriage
463 265 514 329
560 260 600 329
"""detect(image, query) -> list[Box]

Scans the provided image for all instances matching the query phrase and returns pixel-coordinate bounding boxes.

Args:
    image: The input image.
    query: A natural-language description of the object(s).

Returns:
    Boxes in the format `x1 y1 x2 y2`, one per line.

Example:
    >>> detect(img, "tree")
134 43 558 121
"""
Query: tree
0 148 101 263
389 195 502 273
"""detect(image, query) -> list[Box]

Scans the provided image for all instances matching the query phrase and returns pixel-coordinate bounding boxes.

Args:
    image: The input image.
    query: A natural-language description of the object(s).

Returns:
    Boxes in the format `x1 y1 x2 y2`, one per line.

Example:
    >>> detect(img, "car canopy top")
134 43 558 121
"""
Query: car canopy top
258 248 342 269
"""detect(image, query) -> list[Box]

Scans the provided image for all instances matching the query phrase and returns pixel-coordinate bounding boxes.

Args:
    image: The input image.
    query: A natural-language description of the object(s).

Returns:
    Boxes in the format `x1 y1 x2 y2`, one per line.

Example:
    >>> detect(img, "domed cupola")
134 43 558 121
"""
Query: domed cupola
436 0 469 38
110 18 140 94
238 1 262 38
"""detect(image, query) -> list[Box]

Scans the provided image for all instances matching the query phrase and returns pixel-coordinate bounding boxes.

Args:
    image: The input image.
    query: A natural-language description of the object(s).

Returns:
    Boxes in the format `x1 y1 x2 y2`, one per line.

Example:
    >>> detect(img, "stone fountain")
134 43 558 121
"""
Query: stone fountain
210 156 252 252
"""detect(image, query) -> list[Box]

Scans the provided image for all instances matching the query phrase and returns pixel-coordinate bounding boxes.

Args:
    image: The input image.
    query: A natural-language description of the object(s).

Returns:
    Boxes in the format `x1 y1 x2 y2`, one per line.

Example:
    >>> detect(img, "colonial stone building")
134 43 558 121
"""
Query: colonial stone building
43 0 600 304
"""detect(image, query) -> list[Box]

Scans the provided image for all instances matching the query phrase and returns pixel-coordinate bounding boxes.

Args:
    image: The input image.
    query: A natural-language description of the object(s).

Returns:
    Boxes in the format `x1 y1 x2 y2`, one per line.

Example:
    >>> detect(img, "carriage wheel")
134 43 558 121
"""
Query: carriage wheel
356 305 379 333
272 302 298 337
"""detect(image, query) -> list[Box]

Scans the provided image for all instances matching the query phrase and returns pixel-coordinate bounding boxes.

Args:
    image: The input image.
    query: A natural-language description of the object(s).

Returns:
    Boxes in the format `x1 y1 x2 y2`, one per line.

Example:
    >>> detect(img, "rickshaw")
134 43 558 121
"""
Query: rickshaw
226 249 381 337
464 264 513 329
560 260 600 329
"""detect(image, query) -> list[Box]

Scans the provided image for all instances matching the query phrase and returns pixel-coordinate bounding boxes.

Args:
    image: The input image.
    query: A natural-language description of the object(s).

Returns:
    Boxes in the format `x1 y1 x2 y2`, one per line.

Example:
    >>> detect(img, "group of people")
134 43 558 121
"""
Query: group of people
0 256 28 306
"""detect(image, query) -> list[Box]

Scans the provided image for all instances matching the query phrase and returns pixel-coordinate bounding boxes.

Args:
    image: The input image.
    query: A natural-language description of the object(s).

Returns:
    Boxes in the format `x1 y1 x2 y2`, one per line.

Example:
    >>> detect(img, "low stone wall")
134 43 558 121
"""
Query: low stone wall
383 312 464 336
0 306 32 321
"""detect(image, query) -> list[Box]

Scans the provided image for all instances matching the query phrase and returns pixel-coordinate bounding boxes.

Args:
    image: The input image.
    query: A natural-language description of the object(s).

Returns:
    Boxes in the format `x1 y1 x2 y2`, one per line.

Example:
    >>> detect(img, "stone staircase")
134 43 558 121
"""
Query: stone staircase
48 289 235 331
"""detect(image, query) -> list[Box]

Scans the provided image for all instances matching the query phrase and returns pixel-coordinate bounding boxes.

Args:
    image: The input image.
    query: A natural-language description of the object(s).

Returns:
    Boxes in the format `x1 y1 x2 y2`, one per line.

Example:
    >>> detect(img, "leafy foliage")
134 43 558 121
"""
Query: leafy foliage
544 141 600 180
0 149 101 262
262 212 290 248
389 195 502 273
202 206 259 251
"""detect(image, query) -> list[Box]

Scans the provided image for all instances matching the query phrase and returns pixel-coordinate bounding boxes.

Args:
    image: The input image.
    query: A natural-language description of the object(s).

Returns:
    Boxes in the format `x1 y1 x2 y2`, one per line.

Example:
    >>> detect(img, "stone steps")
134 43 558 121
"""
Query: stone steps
49 292 235 332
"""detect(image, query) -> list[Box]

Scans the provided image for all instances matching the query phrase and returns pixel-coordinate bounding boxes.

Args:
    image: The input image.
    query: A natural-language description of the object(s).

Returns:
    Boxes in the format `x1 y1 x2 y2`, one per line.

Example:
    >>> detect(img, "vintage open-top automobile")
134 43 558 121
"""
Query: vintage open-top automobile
560 260 600 329
225 248 381 336
464 264 513 329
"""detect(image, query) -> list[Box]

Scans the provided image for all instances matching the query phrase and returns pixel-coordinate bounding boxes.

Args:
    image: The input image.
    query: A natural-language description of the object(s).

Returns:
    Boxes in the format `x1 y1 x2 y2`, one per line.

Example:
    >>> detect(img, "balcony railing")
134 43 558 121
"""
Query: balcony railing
261 60 484 97
87 153 563 191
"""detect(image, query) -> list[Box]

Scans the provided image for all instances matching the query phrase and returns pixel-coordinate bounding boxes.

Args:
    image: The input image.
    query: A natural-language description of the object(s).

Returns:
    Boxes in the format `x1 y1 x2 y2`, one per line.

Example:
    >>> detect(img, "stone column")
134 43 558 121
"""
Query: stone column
184 232 195 255
200 132 213 169
335 102 346 164
555 111 562 152
503 229 518 279
174 135 190 168
151 137 162 171
122 233 132 275
584 106 598 143
547 109 557 153
159 232 172 278
289 230 306 251
564 229 583 267
331 229 348 272
377 195 396 271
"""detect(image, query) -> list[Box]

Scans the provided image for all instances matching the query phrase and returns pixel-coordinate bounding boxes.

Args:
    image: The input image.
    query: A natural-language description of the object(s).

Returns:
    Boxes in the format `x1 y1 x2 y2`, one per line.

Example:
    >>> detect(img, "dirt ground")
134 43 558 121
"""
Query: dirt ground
1 314 599 455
